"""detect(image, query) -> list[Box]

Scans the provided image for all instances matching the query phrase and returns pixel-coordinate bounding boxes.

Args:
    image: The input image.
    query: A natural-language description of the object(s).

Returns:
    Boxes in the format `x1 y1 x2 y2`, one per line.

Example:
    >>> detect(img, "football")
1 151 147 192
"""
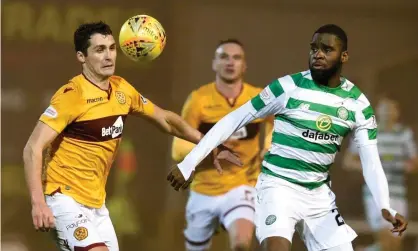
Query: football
119 15 166 62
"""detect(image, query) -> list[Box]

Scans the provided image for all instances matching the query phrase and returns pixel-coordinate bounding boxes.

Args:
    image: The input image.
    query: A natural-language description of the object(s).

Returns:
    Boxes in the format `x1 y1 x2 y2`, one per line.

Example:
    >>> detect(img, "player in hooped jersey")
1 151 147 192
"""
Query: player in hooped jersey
168 24 408 251
172 39 273 251
23 22 240 251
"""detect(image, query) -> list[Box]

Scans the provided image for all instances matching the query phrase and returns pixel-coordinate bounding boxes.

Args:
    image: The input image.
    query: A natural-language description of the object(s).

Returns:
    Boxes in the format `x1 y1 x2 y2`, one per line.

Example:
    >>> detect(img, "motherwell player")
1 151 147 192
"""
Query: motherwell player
23 22 240 251
172 39 273 251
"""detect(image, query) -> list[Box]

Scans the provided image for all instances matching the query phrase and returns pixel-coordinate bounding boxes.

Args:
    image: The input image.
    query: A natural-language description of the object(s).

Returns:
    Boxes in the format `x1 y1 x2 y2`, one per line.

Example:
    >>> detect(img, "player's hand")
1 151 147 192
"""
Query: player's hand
212 144 243 175
381 209 408 236
31 202 55 232
167 165 195 191
259 148 268 159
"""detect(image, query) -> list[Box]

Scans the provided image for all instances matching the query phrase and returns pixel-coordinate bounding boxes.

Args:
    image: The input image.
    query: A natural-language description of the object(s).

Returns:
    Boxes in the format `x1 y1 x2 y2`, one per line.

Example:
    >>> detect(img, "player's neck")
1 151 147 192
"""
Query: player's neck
215 78 243 99
324 74 341 88
82 69 110 90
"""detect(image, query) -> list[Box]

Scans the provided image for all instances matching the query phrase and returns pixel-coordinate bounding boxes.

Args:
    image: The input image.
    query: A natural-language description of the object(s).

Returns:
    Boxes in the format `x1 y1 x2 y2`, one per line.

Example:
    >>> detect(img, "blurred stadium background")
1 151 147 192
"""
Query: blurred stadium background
2 0 418 250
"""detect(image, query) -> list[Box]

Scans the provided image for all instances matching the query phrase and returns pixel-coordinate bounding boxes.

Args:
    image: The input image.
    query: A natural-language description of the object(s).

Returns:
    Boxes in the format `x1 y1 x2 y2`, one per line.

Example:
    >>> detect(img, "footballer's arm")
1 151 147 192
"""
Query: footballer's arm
140 105 242 170
143 104 203 145
167 101 259 190
23 121 58 231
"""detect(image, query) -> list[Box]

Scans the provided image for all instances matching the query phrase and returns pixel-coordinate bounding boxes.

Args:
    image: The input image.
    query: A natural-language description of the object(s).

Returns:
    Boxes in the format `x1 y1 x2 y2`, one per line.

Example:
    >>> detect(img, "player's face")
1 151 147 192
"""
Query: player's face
309 33 348 83
81 33 117 78
213 43 246 84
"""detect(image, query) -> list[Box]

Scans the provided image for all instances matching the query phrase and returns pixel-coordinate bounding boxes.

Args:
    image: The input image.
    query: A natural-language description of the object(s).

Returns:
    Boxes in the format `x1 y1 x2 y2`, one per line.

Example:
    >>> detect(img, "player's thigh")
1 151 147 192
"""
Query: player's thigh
88 247 109 251
227 218 254 250
95 204 119 251
298 208 357 251
260 236 292 251
46 193 107 251
219 185 256 248
184 192 218 250
220 185 256 229
254 174 300 245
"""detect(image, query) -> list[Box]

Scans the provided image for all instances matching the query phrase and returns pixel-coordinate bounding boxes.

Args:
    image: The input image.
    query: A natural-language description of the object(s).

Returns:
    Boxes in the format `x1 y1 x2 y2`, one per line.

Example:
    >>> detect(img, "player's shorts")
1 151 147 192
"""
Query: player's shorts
364 195 407 231
45 192 118 251
184 185 256 250
255 173 357 251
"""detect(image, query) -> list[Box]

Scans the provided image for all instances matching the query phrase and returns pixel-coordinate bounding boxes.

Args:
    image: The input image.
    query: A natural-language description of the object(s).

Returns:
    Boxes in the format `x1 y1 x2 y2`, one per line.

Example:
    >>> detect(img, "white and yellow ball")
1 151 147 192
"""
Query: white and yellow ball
119 15 166 62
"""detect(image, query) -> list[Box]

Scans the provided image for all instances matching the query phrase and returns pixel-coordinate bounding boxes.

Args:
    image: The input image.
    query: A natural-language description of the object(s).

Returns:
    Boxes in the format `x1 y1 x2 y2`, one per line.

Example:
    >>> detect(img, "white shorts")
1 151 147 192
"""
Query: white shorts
255 173 357 251
46 193 118 251
184 185 256 249
364 195 408 231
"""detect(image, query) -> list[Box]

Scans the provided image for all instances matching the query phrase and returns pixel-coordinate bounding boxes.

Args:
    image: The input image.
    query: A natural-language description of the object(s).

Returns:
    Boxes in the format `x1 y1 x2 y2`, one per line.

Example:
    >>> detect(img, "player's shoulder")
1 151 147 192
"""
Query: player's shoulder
340 79 371 111
341 78 364 100
110 75 131 88
51 75 83 101
243 82 264 97
269 70 307 90
110 75 140 95
244 82 262 91
194 82 214 95
187 82 215 102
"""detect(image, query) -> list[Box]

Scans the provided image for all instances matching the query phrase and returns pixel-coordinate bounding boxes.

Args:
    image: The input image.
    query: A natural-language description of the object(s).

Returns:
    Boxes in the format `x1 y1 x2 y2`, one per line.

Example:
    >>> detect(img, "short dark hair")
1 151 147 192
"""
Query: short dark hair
216 38 244 49
74 21 113 55
314 24 348 51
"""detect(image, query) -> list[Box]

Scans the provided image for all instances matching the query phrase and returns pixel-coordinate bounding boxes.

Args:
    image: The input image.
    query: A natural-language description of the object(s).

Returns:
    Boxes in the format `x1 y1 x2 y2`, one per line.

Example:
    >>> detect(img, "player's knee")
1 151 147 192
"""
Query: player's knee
230 232 252 251
232 242 251 251
260 237 292 251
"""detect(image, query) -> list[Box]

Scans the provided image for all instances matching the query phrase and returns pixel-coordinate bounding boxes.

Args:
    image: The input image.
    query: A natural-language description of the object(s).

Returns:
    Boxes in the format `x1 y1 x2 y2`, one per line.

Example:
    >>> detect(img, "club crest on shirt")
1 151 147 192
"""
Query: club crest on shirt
336 106 349 121
73 227 88 241
115 91 126 104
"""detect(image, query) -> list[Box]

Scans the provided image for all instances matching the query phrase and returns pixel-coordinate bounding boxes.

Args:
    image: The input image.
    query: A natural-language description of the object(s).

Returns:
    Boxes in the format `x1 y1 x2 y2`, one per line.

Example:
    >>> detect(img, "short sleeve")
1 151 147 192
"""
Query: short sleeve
39 84 81 133
129 87 155 117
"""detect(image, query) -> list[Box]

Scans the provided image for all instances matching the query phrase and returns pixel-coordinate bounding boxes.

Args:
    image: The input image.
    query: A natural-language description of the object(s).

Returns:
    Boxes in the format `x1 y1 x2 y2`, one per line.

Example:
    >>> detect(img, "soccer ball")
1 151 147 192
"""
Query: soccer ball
119 15 166 62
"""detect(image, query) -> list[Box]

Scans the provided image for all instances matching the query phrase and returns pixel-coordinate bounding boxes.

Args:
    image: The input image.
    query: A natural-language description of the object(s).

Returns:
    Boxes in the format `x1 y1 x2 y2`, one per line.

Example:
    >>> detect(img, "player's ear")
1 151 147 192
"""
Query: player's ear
76 51 86 63
341 51 349 63
212 59 217 72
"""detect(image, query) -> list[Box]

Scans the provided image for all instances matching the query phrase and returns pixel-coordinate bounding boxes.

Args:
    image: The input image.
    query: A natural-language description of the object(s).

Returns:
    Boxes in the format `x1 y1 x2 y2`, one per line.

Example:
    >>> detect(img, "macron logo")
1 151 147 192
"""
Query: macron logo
101 116 124 138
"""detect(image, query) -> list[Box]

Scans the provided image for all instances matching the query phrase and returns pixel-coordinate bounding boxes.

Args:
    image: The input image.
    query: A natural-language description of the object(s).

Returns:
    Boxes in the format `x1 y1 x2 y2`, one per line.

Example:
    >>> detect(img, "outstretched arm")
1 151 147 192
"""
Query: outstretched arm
144 105 203 144
132 92 242 171
168 77 289 189
176 101 258 179
354 97 407 235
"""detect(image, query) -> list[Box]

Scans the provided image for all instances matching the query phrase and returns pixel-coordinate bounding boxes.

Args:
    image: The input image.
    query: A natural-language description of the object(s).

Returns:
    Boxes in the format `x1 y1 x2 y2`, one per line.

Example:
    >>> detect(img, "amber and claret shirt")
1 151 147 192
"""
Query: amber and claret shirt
40 74 154 208
172 82 273 196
